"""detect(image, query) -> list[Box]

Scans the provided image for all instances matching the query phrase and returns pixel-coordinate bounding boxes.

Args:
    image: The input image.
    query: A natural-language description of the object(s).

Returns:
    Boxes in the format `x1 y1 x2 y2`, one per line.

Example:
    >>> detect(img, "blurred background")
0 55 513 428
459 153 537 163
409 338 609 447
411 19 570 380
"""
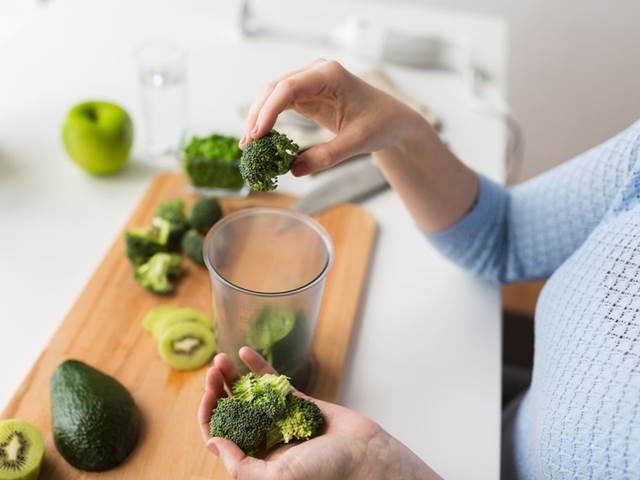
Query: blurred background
4 0 639 180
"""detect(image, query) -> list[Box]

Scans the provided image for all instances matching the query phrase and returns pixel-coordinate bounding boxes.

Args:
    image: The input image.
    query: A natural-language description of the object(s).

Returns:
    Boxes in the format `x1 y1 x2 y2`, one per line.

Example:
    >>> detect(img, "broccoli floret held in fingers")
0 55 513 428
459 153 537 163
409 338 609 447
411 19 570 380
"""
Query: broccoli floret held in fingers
181 229 205 266
189 197 223 235
133 252 183 294
240 130 299 192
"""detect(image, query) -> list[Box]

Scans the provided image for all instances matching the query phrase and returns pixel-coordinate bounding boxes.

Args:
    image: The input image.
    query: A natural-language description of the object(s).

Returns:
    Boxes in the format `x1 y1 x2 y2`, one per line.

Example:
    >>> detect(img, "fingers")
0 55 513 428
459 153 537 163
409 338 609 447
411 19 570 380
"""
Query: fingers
213 352 240 395
251 68 327 141
291 132 363 176
242 59 327 147
239 346 279 375
207 437 245 477
198 366 226 442
208 437 269 479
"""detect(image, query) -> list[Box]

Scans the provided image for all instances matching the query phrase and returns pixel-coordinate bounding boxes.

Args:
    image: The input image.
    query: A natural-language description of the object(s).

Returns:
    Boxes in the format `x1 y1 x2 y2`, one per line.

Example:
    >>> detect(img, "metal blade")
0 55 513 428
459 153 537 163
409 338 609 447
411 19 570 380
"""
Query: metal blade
292 159 388 216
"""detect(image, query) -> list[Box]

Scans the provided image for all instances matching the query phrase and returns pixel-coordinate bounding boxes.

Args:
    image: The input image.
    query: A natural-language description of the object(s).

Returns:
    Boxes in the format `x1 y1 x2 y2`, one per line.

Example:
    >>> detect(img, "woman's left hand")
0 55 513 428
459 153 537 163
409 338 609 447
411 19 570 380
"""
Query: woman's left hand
198 347 442 480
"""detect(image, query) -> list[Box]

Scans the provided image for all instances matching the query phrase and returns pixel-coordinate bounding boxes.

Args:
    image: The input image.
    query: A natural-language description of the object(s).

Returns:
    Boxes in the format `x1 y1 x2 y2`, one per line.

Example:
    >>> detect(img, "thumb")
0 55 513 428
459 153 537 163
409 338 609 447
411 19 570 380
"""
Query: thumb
291 134 362 176
209 437 269 479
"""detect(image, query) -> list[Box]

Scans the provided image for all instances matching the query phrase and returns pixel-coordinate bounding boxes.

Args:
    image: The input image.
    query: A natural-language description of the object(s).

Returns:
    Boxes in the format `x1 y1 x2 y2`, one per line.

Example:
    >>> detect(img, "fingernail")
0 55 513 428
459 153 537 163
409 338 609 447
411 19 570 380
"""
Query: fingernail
207 439 220 456
291 161 309 177
251 124 259 136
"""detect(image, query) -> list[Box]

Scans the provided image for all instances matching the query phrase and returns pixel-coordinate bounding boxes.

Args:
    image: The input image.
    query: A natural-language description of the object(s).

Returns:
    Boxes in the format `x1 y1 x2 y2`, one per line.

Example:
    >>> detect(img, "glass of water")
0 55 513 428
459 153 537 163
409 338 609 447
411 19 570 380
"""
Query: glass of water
135 41 188 162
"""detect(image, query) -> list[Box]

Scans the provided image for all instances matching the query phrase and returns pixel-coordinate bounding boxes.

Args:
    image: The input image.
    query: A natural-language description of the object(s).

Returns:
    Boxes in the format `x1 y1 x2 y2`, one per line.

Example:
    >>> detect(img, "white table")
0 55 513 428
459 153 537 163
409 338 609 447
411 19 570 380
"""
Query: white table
0 1 506 478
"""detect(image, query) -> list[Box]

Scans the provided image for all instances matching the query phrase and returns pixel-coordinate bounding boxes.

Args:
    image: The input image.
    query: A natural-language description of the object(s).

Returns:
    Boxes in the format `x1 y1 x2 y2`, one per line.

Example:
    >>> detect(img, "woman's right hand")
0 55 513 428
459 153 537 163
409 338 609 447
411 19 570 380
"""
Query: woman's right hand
240 59 479 233
240 59 427 177
198 347 442 480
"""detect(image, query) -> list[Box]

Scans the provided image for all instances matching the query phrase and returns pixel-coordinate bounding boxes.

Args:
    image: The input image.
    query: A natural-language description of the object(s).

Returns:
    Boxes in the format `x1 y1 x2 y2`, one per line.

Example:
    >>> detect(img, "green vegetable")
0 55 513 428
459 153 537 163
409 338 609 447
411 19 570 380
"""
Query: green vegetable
189 197 223 235
209 373 323 455
209 397 271 455
153 199 188 246
51 359 141 472
183 134 244 189
245 306 297 365
239 130 299 192
266 395 324 449
181 229 205 266
124 220 170 266
134 252 182 294
232 373 292 420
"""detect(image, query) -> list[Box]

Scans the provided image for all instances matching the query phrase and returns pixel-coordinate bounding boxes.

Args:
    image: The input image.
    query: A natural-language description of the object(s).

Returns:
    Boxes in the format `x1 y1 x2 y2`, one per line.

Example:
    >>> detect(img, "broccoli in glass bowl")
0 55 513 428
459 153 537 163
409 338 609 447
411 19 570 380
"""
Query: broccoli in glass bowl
182 133 248 196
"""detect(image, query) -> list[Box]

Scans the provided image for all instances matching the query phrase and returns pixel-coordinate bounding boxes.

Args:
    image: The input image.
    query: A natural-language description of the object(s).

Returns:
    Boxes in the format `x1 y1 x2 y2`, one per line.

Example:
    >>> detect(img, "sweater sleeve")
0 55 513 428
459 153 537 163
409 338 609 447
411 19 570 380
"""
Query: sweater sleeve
426 121 640 284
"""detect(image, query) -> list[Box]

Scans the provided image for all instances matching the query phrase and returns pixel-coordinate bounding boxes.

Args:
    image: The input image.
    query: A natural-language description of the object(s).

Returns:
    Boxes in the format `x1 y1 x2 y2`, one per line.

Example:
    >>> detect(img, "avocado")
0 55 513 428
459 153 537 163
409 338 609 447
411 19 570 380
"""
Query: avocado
50 359 141 471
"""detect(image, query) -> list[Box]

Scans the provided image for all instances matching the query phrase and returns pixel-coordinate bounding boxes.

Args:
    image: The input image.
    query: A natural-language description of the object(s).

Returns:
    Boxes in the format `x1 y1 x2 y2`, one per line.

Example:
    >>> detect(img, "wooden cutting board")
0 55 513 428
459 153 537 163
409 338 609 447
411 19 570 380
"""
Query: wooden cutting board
2 172 377 479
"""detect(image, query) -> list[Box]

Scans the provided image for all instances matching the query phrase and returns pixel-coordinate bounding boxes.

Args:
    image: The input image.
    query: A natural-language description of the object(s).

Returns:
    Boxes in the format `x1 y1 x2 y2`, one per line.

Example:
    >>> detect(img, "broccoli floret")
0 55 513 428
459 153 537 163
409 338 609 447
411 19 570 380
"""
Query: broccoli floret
154 199 188 246
133 252 183 294
189 197 223 235
232 373 292 420
209 373 324 455
239 130 299 192
181 229 205 266
125 220 171 265
183 134 244 189
266 395 324 449
155 199 187 225
209 397 272 454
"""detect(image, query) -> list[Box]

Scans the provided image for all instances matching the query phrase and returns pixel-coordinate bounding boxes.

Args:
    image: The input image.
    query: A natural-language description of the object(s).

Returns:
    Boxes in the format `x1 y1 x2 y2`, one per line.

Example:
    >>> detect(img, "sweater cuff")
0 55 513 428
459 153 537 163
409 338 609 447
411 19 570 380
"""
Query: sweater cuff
425 174 507 249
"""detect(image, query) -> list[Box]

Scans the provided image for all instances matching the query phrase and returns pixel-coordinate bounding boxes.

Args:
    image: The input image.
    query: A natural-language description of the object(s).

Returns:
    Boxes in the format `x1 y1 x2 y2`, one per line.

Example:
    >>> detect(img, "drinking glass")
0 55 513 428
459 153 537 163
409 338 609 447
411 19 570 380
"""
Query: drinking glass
135 41 188 161
204 208 334 389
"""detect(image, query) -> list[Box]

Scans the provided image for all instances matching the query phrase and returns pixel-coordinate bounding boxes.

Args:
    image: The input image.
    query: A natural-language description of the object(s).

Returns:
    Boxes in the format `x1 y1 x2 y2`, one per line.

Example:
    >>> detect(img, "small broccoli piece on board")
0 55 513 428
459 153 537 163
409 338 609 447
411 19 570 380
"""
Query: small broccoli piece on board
189 197 223 235
125 219 171 265
239 130 299 192
181 229 205 266
154 199 188 246
134 252 183 294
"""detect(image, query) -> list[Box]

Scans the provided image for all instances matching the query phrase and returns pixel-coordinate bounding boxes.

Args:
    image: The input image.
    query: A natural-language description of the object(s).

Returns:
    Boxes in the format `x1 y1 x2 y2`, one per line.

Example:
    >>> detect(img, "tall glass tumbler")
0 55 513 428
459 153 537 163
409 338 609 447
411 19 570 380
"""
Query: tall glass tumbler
135 41 188 161
204 208 334 389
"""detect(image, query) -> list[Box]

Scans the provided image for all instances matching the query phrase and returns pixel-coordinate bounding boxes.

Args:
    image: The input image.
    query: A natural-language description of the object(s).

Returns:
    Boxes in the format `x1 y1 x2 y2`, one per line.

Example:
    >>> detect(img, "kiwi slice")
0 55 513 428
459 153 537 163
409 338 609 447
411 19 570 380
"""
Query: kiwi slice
0 419 44 480
157 322 216 371
142 305 177 333
152 308 212 339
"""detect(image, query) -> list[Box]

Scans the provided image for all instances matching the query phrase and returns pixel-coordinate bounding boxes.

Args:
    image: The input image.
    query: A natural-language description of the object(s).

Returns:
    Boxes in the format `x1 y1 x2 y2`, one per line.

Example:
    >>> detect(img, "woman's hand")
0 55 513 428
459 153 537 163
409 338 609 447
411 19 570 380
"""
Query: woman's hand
241 59 478 233
198 347 441 480
240 58 425 176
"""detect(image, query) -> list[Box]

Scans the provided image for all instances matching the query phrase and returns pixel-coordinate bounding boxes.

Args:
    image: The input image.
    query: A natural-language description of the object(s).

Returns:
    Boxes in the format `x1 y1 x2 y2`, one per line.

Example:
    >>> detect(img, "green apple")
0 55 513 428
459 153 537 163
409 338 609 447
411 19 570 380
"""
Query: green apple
63 100 133 175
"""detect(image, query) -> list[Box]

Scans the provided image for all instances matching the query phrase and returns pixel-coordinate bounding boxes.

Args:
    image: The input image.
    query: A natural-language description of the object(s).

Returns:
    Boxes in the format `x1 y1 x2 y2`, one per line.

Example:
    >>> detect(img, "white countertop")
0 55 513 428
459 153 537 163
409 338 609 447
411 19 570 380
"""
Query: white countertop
0 1 506 478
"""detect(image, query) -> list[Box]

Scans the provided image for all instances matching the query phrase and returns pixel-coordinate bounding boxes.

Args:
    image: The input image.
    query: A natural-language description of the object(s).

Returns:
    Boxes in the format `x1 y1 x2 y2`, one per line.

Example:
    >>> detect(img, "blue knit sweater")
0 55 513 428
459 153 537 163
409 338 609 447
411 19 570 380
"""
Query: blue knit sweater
427 121 640 479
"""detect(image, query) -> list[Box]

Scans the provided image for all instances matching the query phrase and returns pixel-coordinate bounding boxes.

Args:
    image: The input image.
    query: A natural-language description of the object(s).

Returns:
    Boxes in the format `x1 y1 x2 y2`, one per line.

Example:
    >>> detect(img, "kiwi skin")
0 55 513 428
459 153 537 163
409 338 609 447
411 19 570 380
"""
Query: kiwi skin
0 419 45 480
157 322 216 371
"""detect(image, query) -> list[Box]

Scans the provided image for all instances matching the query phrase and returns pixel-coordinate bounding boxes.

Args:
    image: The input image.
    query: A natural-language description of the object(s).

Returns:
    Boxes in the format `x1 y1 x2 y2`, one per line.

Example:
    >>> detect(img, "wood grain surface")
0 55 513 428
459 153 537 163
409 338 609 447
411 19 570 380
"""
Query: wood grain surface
2 172 377 479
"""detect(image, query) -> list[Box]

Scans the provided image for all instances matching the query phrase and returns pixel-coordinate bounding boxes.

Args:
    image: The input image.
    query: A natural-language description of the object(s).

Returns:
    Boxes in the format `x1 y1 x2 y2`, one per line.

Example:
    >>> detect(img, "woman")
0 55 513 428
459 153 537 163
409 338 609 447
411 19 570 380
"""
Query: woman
199 59 640 479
